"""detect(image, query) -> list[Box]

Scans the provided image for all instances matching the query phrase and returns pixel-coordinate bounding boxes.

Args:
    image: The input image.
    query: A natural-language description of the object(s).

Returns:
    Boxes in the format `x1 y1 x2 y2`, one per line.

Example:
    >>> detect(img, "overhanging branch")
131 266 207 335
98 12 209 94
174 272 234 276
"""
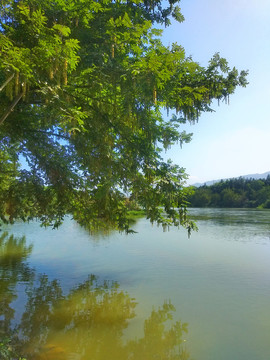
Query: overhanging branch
0 92 23 125
0 73 15 92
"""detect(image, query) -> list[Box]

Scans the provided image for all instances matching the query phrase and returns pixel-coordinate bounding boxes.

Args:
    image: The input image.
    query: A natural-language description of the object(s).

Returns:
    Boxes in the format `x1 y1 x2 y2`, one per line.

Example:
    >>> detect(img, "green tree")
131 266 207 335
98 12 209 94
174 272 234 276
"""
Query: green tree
221 188 242 208
188 177 270 209
0 0 248 233
188 186 212 207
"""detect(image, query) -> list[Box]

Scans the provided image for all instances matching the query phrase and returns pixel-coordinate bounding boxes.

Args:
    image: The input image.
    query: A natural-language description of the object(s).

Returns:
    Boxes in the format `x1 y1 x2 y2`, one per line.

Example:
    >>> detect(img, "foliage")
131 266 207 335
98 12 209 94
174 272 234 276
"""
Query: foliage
0 0 248 233
187 176 270 208
0 337 27 360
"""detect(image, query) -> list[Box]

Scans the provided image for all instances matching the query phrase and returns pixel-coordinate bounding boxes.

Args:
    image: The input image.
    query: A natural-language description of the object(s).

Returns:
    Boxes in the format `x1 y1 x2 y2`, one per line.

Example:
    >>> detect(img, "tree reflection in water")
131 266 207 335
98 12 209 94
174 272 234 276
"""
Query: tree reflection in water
0 232 190 360
0 232 33 334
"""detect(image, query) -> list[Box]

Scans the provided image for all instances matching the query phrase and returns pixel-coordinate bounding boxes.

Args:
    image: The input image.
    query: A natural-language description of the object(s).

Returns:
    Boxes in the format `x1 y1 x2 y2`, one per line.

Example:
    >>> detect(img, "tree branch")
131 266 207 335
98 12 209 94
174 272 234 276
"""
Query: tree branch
0 92 23 125
0 73 15 92
25 129 71 141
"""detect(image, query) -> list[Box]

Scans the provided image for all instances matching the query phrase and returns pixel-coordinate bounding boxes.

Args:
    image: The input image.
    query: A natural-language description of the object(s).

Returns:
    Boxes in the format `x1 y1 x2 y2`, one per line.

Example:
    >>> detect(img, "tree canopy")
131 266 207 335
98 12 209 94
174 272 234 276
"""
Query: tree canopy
0 0 248 233
187 176 270 209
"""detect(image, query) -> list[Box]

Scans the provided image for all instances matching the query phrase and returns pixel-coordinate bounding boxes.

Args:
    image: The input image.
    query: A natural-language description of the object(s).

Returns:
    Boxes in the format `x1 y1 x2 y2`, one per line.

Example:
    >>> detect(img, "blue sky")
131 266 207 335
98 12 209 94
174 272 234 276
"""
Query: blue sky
160 0 270 184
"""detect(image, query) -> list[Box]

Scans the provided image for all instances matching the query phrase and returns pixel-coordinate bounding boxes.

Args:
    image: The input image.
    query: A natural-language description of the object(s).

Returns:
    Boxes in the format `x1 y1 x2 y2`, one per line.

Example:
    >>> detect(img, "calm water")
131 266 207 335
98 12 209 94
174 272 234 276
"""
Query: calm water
1 208 270 360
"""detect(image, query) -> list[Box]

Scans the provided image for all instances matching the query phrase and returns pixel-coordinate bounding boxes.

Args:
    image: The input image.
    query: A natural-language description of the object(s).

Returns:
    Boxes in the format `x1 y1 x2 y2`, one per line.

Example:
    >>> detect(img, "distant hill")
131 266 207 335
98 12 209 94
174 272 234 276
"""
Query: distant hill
192 171 270 187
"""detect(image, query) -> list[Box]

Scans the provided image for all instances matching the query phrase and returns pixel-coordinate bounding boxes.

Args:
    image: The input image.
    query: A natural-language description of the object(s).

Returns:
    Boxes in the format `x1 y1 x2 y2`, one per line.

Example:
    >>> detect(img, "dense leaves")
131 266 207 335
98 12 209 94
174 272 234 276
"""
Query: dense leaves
0 0 248 233
187 176 270 209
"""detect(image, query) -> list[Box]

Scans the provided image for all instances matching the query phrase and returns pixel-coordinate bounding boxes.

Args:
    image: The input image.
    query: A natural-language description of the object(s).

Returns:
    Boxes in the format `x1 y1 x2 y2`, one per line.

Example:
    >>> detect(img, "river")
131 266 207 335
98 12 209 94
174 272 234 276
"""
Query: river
1 208 270 360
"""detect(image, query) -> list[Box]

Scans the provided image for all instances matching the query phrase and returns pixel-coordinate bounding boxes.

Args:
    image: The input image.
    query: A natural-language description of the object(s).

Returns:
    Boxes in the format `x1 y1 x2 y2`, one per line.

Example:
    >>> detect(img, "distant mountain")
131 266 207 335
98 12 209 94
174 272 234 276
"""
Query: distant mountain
192 171 270 187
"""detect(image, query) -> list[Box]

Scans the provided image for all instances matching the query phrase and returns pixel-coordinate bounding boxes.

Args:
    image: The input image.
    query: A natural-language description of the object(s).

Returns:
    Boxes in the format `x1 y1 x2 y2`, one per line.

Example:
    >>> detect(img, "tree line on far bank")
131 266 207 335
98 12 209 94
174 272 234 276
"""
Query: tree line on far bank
187 176 270 209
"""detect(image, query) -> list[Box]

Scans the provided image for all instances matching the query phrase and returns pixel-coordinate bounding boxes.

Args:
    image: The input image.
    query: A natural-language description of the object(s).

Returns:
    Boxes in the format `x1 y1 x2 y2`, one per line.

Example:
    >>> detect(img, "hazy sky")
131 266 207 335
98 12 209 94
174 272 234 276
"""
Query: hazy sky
160 0 270 184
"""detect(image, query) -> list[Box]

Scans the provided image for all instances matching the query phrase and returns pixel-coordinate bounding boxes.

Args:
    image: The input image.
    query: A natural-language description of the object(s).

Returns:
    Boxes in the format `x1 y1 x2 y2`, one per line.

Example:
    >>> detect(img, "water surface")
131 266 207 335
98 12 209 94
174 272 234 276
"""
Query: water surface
1 208 270 360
